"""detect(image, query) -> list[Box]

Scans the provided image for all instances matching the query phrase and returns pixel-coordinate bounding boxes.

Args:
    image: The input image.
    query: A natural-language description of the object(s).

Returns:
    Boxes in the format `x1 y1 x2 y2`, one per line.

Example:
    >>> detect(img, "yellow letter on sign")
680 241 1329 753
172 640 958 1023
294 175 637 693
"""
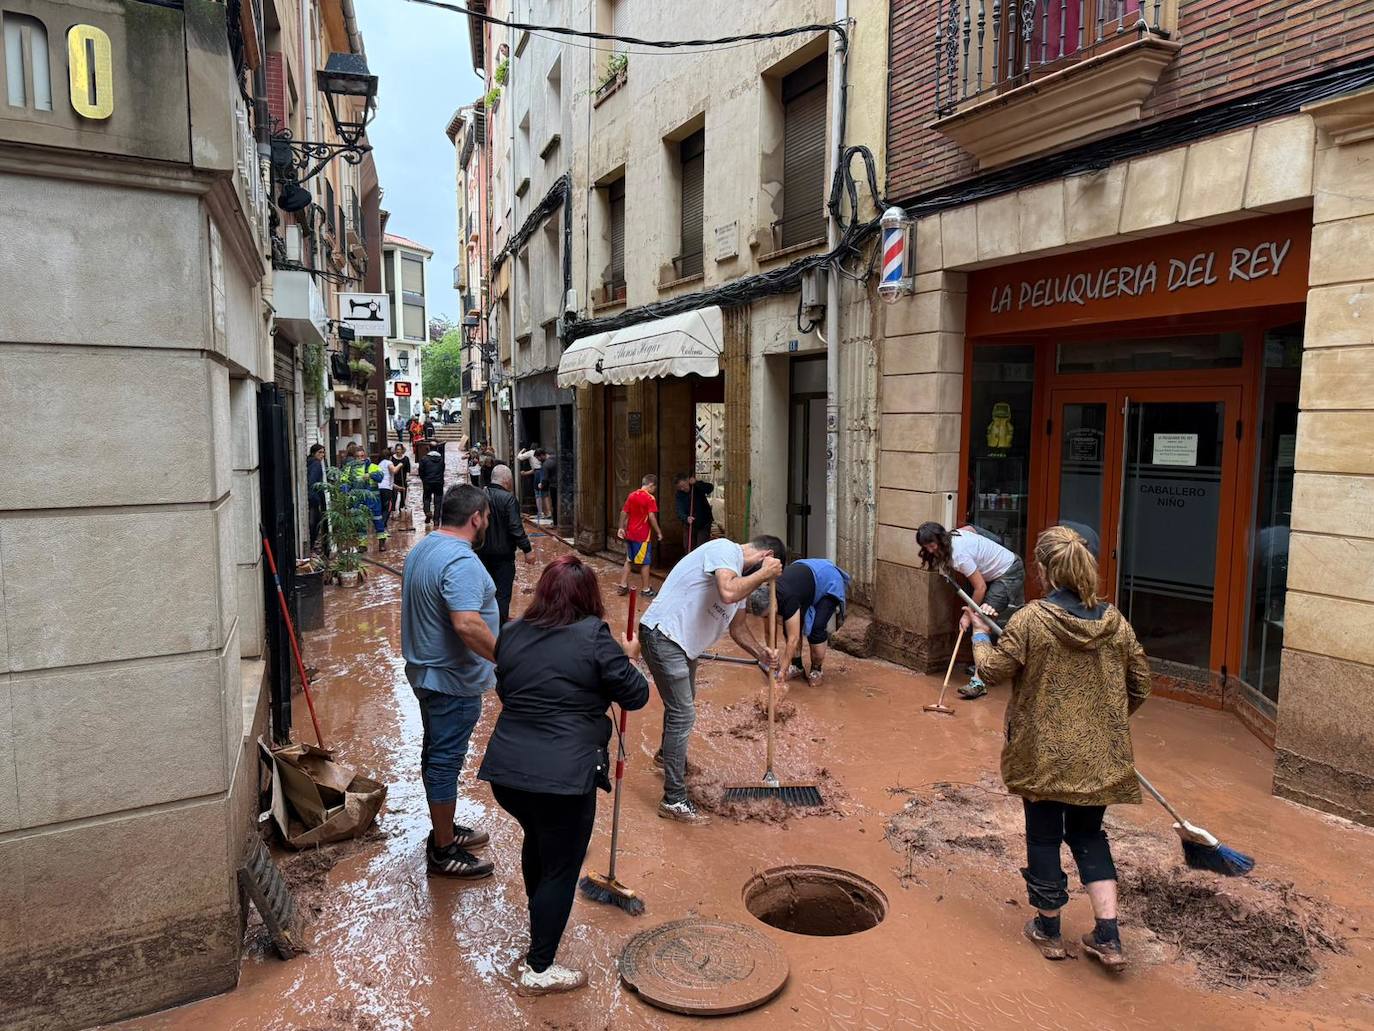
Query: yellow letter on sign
67 25 114 120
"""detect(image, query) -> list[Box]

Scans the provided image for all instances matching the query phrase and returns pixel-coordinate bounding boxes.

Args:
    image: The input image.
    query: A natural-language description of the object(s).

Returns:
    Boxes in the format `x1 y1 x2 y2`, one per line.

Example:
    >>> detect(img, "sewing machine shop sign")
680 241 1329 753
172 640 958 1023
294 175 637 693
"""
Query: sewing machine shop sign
339 293 392 338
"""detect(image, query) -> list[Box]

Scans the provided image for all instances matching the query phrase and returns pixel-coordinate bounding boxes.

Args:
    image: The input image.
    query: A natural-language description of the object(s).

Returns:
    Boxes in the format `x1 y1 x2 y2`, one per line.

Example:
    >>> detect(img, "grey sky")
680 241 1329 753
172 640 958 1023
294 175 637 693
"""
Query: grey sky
356 0 485 322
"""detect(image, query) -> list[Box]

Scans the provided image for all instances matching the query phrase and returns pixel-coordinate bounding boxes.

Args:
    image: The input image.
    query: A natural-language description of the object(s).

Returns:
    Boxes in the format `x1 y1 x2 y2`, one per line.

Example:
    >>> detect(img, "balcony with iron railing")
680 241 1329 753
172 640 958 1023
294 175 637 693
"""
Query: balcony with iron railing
931 0 1180 168
345 186 365 248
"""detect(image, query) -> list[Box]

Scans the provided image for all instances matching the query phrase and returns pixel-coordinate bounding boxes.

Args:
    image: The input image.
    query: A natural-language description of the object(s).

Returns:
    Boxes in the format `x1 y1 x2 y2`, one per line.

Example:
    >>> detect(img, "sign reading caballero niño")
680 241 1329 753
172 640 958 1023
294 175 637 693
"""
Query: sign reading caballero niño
965 210 1312 335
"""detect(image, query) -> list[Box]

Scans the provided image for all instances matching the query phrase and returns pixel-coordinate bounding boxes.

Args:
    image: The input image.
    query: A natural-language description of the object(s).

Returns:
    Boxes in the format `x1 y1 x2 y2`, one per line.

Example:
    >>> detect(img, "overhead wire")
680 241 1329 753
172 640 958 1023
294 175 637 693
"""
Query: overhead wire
401 0 847 53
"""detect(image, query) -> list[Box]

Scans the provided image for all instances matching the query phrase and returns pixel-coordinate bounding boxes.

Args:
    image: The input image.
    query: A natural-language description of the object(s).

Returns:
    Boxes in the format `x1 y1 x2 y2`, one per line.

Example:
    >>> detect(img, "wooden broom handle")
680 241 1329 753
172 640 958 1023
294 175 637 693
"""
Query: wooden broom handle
766 580 777 772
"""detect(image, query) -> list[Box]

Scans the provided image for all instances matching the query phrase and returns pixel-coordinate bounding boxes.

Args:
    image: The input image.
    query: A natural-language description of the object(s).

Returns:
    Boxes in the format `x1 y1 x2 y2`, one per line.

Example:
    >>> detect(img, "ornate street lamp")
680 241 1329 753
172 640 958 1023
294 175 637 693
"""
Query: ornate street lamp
271 52 378 196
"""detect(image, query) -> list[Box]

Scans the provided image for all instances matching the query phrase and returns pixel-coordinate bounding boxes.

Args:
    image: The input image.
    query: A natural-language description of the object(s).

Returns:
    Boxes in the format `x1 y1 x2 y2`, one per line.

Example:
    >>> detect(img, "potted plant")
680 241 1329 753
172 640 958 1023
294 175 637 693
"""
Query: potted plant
322 468 375 588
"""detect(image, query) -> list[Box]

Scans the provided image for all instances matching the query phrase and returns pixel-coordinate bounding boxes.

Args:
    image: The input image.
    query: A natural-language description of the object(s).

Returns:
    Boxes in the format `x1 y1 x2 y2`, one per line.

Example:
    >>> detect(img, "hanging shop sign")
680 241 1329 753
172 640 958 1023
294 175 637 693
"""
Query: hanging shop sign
394 381 412 397
338 293 392 338
966 211 1311 335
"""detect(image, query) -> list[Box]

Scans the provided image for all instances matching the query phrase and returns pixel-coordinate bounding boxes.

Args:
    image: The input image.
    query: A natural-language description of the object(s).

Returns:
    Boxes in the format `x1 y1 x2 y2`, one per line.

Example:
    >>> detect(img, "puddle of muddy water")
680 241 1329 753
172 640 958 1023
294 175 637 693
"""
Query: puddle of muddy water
882 777 1349 992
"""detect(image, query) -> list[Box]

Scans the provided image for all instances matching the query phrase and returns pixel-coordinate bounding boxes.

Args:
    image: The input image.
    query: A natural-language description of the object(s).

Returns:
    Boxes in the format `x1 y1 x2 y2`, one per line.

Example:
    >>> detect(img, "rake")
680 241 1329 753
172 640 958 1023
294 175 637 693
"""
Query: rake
723 581 823 807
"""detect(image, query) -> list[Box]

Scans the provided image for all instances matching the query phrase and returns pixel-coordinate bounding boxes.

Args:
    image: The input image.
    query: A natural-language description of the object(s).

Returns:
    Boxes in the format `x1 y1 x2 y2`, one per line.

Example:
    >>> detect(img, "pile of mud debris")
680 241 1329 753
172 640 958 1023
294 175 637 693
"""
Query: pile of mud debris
686 696 847 825
883 777 1347 991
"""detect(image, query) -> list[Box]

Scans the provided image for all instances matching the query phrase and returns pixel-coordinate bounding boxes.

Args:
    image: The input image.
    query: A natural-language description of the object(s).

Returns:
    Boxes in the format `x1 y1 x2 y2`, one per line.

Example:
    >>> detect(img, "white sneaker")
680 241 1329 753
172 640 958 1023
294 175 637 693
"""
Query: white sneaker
517 962 586 996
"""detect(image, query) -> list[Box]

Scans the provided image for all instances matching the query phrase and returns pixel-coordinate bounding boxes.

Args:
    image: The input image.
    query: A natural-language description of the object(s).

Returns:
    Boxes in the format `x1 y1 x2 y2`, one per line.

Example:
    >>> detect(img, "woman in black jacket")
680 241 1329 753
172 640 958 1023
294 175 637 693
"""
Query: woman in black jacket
478 554 648 996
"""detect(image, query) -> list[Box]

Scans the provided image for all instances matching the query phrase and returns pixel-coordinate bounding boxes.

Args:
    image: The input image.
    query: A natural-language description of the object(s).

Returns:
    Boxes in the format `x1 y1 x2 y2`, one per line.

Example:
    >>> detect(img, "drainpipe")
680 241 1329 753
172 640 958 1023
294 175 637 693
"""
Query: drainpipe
340 0 364 53
507 16 519 469
824 0 849 563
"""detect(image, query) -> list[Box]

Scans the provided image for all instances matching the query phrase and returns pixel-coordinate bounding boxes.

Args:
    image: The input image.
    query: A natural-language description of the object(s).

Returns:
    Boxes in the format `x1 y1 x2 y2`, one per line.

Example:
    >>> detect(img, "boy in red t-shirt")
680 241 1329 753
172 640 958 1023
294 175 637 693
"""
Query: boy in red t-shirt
617 473 663 597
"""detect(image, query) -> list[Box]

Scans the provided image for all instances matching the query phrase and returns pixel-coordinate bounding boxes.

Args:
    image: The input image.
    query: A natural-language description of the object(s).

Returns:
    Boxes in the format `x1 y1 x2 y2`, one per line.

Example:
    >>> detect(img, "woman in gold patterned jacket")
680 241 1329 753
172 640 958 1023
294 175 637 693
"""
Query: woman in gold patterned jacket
965 525 1151 973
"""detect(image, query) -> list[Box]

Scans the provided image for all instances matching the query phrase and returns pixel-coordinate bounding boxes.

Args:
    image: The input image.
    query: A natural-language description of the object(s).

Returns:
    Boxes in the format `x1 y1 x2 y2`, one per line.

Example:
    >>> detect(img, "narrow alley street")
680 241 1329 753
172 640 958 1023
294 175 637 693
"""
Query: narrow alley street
109 480 1374 1031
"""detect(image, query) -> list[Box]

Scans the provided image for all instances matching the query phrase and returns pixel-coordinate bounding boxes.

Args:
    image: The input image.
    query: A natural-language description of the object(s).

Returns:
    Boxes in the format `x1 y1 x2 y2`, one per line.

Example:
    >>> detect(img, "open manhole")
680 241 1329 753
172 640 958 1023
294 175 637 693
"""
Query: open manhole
743 865 887 937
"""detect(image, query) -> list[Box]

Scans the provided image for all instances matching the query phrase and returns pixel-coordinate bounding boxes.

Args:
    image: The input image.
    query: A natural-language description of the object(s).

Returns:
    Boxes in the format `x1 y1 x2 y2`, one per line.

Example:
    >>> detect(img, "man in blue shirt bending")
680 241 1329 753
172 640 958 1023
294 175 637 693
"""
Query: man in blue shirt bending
401 484 500 879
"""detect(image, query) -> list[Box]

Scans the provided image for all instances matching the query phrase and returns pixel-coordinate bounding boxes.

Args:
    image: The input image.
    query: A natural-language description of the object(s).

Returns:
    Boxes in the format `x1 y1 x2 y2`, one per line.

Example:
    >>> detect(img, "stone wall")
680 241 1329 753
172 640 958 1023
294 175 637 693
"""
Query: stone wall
0 4 271 1024
1274 91 1374 827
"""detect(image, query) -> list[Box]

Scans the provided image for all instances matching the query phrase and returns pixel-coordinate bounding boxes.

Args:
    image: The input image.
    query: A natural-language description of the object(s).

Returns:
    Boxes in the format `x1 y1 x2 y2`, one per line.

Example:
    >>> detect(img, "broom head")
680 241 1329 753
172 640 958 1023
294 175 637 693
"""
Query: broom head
922 703 955 715
579 871 645 915
1180 838 1255 877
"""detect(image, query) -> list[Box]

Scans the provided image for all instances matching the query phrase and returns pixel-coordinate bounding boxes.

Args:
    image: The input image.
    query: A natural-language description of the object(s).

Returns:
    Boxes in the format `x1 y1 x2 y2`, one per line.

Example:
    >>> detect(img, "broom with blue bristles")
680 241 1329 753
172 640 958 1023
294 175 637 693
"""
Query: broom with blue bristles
948 577 1255 877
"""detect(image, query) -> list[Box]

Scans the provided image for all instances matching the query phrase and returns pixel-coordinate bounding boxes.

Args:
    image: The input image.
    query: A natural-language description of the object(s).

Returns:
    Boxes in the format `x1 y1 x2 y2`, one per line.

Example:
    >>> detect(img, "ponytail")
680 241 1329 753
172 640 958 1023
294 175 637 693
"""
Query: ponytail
1035 525 1100 608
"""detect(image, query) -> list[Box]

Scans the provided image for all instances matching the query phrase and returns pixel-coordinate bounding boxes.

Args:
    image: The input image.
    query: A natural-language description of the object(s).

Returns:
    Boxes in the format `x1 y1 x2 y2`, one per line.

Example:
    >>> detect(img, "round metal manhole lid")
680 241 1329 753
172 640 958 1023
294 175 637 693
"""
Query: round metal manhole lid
619 918 789 1016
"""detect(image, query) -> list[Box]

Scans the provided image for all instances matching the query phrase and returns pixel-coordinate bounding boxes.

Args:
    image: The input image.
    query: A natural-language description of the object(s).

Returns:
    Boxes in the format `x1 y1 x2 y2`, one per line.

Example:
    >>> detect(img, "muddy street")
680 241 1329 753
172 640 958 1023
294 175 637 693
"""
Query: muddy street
109 512 1374 1031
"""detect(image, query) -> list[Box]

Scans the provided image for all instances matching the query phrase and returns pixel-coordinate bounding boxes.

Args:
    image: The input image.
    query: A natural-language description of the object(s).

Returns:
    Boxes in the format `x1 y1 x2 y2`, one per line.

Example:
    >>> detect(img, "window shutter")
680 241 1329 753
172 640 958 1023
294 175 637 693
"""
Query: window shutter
782 58 827 248
609 178 626 290
679 129 705 278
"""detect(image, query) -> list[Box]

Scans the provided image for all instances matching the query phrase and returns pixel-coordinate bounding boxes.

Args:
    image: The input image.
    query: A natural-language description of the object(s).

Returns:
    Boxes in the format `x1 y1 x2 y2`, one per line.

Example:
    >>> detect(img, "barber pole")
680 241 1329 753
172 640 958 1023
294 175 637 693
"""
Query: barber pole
878 206 913 303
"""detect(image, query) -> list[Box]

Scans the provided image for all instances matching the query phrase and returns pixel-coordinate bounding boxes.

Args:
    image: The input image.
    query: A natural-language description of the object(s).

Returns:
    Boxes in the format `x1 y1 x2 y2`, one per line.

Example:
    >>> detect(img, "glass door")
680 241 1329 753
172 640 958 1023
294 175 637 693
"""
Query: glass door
1047 390 1121 601
1117 397 1233 669
1046 386 1241 673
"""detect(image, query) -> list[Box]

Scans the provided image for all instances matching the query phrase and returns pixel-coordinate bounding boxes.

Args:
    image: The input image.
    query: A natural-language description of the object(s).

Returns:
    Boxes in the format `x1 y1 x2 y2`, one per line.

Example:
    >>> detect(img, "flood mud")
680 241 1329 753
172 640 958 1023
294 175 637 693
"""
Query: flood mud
883 777 1348 992
685 696 847 825
110 484 1374 1031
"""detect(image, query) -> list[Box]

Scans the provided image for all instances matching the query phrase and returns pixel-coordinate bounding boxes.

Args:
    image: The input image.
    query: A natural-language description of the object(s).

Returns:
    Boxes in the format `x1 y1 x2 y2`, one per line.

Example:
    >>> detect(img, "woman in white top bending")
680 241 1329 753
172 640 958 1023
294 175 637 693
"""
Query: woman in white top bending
916 521 1026 699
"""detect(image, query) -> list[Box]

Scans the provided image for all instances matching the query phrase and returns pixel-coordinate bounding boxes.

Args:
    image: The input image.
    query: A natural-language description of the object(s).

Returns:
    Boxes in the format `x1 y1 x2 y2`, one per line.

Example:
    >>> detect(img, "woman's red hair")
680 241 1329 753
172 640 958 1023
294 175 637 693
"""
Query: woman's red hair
522 554 605 628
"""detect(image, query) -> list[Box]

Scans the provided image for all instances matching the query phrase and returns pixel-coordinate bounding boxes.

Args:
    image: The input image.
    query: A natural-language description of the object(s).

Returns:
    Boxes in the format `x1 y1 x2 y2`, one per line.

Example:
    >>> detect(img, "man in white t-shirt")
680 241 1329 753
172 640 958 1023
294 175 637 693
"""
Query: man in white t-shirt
915 521 1026 699
639 534 785 825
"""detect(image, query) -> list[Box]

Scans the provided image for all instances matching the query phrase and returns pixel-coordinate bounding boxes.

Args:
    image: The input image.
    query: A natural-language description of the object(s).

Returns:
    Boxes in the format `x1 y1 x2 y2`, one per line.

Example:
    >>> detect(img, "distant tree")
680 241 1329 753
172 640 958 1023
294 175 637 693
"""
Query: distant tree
421 327 464 398
429 313 458 342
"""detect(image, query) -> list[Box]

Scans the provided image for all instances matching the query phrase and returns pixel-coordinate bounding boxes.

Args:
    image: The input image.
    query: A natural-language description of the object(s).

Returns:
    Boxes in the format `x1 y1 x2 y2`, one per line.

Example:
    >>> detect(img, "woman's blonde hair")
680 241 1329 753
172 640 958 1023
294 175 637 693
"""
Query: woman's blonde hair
1035 525 1100 608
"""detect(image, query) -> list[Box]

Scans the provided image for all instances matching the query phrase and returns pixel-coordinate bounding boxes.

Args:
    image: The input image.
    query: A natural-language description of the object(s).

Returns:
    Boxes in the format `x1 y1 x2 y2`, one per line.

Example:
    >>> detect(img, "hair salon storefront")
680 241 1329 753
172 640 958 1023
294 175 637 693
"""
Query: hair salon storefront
959 210 1311 740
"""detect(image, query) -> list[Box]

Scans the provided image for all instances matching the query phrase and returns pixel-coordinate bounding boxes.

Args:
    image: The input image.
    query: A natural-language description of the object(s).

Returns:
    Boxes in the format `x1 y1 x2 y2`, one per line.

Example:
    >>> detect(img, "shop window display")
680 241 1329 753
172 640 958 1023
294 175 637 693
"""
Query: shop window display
966 344 1034 557
1242 323 1302 708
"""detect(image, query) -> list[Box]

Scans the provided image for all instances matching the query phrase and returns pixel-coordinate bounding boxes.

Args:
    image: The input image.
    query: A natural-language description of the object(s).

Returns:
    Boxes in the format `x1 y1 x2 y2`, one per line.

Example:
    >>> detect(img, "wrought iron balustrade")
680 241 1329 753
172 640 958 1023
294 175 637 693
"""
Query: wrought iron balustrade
934 0 1171 115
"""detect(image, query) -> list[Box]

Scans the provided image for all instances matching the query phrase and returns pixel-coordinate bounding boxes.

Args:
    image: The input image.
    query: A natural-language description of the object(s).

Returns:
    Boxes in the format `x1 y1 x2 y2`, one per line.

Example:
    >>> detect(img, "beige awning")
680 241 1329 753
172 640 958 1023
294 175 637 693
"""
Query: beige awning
557 306 723 388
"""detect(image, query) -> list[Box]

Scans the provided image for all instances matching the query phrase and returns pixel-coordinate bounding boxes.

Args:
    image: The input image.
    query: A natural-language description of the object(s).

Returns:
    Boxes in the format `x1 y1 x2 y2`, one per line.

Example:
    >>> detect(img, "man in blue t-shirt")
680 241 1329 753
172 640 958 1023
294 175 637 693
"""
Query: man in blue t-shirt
401 484 500 879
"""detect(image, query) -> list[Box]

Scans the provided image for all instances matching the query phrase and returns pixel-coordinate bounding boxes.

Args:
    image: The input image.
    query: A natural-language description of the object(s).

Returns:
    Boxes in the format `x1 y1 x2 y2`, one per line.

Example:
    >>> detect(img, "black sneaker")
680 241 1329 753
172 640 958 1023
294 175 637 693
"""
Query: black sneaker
427 837 495 879
452 823 489 850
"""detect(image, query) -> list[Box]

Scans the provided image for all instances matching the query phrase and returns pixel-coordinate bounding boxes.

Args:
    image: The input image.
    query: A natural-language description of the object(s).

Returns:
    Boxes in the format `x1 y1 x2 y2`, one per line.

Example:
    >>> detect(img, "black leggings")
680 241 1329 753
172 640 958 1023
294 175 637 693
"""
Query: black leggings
1022 798 1117 911
490 784 597 972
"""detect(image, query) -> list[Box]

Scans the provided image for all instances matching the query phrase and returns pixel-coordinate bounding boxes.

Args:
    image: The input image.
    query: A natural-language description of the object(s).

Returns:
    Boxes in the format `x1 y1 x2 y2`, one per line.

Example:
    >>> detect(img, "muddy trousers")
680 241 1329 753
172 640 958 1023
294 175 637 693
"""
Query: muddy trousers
640 627 699 806
1022 799 1117 911
490 784 597 972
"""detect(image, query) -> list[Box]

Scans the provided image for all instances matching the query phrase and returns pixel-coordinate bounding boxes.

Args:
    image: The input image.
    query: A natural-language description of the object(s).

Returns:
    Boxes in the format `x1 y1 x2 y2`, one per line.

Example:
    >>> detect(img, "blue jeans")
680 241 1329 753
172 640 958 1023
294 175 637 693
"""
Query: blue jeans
640 626 698 805
415 689 484 804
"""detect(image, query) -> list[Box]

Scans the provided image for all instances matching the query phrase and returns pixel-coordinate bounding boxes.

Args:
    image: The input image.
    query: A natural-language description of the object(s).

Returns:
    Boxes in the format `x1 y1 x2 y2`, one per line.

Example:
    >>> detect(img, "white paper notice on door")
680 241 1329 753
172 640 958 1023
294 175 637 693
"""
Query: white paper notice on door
1152 433 1199 466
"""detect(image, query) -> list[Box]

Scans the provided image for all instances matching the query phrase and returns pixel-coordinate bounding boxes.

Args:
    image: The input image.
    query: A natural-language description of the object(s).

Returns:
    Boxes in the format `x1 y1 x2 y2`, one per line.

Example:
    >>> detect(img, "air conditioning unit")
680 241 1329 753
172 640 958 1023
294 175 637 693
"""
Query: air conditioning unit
285 225 303 262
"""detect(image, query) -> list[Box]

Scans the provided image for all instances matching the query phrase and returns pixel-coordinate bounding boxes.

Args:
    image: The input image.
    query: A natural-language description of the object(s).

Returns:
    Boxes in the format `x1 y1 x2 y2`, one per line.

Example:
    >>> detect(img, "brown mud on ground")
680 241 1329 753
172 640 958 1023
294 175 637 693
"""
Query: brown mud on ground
883 778 1348 992
685 695 848 825
244 824 390 957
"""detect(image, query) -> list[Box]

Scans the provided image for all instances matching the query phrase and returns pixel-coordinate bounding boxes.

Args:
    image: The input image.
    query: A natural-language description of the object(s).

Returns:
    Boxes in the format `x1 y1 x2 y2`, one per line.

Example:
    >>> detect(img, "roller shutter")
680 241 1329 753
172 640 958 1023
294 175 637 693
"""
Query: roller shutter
781 57 827 248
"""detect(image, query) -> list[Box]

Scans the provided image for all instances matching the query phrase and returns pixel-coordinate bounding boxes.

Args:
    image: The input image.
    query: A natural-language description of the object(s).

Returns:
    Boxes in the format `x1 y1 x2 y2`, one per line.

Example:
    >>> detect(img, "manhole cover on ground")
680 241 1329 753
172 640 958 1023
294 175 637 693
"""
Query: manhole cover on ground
619 918 789 1016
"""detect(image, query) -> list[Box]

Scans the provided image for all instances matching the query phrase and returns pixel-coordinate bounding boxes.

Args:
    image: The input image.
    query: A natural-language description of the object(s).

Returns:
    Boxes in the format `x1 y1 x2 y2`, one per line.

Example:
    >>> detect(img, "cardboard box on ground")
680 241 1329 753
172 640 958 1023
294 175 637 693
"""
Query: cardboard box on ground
259 739 387 848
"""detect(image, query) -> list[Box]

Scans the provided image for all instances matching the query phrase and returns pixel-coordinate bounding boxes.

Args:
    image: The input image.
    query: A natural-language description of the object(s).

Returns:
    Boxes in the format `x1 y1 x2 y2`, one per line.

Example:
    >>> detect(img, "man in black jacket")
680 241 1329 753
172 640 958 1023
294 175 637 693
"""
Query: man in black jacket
418 444 446 526
477 464 534 623
674 472 714 552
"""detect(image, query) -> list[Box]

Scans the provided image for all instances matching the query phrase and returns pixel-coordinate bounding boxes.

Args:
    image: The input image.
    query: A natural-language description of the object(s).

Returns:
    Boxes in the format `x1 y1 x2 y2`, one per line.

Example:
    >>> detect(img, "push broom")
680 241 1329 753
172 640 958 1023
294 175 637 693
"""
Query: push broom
949 579 1254 877
723 581 823 807
579 589 646 915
